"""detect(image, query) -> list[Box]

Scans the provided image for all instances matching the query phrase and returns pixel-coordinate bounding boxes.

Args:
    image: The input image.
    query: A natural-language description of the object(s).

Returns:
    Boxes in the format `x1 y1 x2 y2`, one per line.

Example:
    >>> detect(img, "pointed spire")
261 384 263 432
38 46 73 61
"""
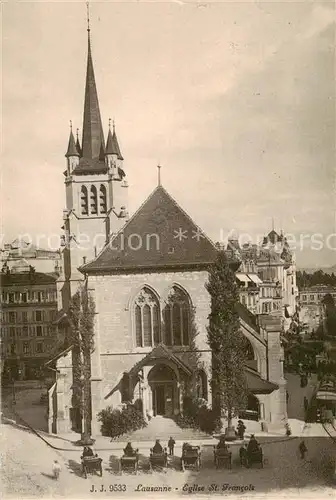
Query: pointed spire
112 122 123 160
65 121 79 157
105 119 124 160
75 128 82 157
105 122 115 155
157 165 162 186
81 14 105 160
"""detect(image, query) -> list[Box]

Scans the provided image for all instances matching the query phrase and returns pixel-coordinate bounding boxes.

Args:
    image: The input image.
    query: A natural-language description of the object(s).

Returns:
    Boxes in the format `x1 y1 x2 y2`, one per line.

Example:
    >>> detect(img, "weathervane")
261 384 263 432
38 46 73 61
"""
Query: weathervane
86 2 90 33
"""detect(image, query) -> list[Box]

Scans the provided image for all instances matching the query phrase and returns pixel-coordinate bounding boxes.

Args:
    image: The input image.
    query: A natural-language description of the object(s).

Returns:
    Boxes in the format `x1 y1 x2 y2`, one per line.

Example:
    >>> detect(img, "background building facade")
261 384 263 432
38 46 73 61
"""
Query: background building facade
1 264 58 380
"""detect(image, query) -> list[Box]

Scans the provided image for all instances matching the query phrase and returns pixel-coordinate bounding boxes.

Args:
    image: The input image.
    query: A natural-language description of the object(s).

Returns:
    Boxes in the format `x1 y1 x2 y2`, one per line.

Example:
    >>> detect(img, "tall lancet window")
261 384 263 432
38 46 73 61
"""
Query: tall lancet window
134 288 160 348
80 186 88 215
99 185 107 214
163 286 190 346
90 185 98 215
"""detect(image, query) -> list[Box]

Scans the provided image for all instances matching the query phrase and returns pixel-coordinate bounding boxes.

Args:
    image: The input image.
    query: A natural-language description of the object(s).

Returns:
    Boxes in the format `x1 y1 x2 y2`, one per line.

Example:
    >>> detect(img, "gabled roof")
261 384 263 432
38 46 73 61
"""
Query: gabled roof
81 185 218 273
45 344 73 367
129 344 193 376
245 366 278 394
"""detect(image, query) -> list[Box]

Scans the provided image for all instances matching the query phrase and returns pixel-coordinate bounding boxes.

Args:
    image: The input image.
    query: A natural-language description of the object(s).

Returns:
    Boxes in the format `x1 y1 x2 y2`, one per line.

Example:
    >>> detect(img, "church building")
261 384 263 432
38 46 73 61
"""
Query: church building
50 24 287 436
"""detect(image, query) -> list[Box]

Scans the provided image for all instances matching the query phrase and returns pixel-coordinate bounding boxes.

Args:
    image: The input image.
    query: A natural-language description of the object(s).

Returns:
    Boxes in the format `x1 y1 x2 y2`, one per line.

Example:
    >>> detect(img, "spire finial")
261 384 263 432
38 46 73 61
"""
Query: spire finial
76 128 79 139
70 120 72 131
108 118 111 130
113 119 115 133
271 217 274 231
157 164 162 186
86 2 90 34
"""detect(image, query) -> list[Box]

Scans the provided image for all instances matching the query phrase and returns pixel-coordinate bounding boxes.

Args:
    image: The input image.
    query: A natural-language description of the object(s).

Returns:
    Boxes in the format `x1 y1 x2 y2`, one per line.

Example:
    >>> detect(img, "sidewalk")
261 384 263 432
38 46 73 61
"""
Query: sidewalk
3 413 291 453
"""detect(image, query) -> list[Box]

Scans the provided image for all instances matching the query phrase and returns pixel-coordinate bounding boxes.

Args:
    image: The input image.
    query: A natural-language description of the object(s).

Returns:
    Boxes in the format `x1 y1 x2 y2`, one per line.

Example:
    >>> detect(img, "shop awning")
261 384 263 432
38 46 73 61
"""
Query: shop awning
236 273 251 283
245 367 278 394
246 274 263 285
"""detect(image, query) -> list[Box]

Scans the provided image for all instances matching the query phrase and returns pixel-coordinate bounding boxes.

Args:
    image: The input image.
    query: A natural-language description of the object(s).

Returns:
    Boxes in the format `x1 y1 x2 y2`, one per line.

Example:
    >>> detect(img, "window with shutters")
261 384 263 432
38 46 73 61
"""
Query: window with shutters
90 185 98 214
81 186 88 215
134 288 160 348
163 286 190 346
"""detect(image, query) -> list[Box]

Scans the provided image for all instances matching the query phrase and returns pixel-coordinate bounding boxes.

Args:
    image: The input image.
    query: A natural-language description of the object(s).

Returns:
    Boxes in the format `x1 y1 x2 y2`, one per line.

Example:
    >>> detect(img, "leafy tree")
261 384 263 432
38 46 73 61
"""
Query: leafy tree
206 251 248 438
322 293 335 308
67 284 95 444
296 270 336 289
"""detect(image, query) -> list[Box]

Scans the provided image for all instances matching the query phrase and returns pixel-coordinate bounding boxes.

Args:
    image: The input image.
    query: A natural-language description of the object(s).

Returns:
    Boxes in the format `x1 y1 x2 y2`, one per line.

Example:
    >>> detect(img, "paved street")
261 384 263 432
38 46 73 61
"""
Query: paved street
286 372 318 421
1 422 335 499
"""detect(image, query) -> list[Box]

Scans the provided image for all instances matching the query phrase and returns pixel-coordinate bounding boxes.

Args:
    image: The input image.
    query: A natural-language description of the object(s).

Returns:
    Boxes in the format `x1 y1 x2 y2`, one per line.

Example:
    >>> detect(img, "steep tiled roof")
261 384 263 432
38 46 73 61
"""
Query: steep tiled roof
0 271 57 287
81 185 218 272
72 157 107 175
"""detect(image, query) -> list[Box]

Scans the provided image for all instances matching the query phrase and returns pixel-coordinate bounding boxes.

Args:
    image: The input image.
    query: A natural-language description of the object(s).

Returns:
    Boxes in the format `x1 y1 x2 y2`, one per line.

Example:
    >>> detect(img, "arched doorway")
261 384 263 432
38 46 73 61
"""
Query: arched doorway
148 364 177 417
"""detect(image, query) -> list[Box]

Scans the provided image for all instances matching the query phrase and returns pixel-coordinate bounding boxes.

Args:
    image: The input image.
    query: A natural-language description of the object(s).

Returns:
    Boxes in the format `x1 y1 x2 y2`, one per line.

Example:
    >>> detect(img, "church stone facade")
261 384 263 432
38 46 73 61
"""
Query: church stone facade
50 26 287 436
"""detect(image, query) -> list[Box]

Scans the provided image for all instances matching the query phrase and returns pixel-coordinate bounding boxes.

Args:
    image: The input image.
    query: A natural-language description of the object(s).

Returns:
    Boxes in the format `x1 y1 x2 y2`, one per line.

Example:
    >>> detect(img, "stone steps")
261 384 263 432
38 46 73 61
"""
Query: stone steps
112 416 211 442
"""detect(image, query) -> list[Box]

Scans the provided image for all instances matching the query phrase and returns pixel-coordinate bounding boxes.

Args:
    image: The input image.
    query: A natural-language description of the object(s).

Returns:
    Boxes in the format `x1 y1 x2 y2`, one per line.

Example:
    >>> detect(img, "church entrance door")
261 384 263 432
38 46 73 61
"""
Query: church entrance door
154 385 165 416
148 364 178 418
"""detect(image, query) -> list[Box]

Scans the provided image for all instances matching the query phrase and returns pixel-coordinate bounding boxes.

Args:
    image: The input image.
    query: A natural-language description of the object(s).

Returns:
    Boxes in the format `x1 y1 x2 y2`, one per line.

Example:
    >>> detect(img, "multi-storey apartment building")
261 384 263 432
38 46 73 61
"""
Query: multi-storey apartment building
227 231 298 326
0 263 58 379
298 285 336 333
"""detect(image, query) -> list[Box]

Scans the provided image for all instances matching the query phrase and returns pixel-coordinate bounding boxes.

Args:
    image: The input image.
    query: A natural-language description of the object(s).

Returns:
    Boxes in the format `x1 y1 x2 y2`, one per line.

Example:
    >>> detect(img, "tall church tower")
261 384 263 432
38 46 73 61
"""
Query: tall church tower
59 23 128 306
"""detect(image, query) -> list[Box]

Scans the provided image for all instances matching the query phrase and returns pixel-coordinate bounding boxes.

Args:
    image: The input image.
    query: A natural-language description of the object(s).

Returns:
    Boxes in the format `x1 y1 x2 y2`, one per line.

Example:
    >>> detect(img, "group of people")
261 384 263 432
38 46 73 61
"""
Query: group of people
122 437 176 458
239 434 262 467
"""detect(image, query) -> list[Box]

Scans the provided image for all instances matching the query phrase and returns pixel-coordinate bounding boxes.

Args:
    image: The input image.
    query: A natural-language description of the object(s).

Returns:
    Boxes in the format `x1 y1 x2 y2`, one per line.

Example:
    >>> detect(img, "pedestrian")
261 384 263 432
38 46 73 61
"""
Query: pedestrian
237 420 246 440
299 440 307 459
52 460 61 480
168 436 175 456
239 443 248 467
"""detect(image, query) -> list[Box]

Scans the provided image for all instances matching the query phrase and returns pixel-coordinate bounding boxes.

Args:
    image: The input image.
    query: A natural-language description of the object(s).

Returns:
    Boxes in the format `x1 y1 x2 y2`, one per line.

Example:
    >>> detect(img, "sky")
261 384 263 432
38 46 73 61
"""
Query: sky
2 0 335 268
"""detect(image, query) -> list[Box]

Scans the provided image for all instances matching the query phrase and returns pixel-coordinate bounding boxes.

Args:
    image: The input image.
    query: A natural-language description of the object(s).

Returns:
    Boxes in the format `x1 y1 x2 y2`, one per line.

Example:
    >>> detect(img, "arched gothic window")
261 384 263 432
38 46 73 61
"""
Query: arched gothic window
196 370 208 400
90 186 98 215
244 339 255 361
80 186 88 215
163 287 190 346
134 288 160 348
99 185 107 214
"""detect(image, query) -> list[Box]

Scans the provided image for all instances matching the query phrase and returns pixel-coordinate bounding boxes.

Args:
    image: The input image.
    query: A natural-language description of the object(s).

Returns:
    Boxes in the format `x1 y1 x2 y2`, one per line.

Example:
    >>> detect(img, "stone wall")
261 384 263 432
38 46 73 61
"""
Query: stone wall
88 270 212 431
